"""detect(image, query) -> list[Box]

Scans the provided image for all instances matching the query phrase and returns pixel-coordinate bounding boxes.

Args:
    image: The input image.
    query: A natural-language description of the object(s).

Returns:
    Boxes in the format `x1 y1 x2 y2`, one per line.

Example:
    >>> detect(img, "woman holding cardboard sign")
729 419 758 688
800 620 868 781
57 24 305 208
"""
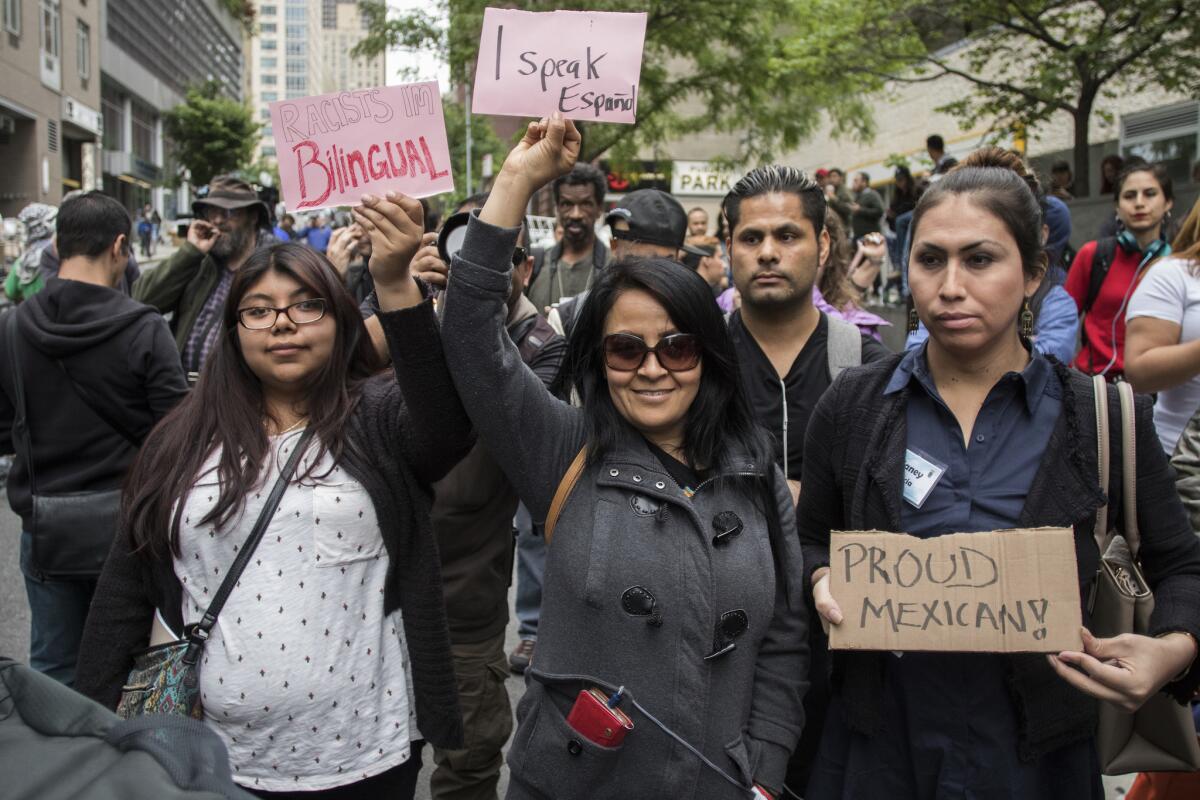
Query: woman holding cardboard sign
440 113 808 800
798 149 1200 799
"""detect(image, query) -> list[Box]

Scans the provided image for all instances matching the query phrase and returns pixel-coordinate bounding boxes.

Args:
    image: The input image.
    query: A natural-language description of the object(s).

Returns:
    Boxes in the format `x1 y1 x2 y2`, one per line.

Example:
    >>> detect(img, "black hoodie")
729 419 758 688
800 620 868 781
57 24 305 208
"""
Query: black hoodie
0 278 187 531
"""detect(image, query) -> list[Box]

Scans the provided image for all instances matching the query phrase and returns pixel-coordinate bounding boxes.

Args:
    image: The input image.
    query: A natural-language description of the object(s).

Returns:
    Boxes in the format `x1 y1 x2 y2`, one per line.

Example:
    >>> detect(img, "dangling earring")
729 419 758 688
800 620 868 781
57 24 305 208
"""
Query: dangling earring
907 307 920 334
1019 298 1034 339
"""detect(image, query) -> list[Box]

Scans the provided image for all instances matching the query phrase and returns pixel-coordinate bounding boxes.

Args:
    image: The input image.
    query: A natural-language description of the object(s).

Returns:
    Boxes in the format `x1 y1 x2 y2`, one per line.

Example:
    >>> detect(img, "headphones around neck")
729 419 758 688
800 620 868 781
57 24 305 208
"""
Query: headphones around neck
1116 228 1169 263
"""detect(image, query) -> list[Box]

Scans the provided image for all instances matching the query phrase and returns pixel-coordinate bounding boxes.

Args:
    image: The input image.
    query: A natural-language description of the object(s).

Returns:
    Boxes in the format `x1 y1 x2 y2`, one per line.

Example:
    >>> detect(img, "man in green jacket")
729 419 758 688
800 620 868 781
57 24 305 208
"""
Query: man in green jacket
132 175 270 382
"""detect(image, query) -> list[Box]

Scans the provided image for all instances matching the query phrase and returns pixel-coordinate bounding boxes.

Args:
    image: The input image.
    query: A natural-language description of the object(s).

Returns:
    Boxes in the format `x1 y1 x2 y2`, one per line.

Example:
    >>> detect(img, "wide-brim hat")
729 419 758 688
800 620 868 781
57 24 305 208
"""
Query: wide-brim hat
193 175 271 228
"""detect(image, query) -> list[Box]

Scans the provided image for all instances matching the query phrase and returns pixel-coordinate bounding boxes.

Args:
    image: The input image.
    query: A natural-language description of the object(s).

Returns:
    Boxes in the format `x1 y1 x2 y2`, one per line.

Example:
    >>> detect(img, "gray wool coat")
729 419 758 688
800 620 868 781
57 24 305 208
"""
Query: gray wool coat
441 215 810 799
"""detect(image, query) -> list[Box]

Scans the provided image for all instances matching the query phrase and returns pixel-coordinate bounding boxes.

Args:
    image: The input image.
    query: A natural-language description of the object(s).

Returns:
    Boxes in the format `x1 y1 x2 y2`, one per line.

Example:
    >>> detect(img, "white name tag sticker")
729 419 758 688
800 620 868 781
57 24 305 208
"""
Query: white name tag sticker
903 448 946 509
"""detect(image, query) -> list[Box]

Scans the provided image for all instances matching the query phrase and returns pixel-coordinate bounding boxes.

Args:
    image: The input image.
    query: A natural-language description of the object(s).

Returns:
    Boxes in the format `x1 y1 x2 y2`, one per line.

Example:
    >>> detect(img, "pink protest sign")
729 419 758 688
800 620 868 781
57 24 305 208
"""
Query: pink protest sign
270 82 454 211
472 8 647 124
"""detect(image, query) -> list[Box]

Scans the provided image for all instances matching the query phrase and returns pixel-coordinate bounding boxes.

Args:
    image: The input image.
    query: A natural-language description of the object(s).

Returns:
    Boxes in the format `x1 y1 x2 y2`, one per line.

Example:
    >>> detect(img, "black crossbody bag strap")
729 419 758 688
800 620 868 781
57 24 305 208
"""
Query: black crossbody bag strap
6 311 38 496
183 427 316 665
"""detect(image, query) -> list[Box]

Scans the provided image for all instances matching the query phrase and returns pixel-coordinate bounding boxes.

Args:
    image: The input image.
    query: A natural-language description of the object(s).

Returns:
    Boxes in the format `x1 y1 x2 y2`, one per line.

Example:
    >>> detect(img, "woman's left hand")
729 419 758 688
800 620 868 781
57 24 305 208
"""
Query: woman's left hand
1048 628 1198 712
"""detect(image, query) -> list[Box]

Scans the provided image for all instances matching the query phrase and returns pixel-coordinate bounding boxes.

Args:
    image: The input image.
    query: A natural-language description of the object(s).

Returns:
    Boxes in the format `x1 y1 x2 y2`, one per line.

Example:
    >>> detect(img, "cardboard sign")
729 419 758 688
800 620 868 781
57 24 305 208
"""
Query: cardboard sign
472 8 648 124
270 82 454 211
829 528 1082 653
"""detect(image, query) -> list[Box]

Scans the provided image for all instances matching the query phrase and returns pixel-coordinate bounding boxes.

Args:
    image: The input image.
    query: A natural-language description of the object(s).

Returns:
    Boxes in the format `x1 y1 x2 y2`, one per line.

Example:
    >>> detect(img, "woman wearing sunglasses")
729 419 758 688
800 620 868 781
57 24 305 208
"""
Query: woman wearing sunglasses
441 114 807 800
78 197 475 799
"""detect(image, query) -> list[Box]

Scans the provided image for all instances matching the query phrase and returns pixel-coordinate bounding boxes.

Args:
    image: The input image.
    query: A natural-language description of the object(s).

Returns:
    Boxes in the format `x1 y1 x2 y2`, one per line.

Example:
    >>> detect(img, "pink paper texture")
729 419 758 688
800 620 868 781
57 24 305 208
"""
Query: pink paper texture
270 82 454 211
472 8 647 124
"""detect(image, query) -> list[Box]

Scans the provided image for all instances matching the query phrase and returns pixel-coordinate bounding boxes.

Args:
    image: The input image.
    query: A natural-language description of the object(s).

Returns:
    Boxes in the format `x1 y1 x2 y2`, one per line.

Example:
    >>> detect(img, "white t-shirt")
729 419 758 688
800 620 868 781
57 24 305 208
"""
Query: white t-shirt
1126 256 1200 453
173 430 415 791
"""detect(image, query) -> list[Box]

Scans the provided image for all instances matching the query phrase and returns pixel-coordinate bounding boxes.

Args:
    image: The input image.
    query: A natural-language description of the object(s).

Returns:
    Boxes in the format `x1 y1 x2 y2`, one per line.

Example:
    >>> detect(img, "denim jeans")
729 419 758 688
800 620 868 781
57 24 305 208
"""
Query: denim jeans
513 503 545 641
20 530 98 688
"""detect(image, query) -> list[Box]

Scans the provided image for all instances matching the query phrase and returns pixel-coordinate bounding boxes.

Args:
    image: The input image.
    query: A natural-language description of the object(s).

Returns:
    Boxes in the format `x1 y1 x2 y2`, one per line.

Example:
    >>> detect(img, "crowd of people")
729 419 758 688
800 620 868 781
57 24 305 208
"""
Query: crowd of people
1 113 1200 800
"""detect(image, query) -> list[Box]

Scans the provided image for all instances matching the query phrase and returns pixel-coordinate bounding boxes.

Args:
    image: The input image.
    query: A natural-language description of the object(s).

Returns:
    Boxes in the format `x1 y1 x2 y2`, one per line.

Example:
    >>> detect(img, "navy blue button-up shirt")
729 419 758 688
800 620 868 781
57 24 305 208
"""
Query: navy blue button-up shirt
808 346 1101 799
887 344 1061 537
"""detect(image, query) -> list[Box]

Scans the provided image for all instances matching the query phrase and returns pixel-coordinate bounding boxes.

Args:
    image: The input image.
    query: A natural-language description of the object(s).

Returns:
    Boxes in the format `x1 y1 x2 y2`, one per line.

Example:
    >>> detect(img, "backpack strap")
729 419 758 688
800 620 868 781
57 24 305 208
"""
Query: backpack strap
544 447 588 545
825 315 863 380
1082 237 1118 316
1117 380 1139 557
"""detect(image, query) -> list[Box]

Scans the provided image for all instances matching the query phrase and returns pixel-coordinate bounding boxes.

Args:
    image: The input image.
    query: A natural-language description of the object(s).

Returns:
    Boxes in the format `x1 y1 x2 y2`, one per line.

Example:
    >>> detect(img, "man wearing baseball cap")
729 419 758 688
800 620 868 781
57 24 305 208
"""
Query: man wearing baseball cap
550 189 705 336
133 175 272 381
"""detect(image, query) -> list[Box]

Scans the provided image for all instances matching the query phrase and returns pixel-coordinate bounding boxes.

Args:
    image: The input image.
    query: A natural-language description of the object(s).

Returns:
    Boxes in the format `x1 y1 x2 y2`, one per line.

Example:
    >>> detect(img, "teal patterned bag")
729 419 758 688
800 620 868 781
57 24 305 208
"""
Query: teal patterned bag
116 640 202 719
115 429 314 720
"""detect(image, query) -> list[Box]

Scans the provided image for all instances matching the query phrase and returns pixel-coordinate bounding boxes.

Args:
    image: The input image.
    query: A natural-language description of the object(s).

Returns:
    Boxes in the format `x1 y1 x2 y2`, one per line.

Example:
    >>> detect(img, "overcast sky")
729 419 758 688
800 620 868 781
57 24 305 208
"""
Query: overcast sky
383 0 450 87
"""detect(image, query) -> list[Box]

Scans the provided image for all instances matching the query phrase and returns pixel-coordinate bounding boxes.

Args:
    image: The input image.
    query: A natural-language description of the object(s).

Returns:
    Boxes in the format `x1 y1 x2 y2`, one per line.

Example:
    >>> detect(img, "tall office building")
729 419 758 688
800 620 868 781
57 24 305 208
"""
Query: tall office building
101 0 243 216
320 0 384 95
0 0 102 218
249 0 383 166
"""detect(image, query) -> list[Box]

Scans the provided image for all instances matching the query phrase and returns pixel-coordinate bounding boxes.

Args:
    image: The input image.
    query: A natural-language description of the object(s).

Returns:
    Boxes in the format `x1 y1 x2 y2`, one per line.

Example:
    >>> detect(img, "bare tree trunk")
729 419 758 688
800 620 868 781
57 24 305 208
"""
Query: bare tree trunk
1072 94 1094 198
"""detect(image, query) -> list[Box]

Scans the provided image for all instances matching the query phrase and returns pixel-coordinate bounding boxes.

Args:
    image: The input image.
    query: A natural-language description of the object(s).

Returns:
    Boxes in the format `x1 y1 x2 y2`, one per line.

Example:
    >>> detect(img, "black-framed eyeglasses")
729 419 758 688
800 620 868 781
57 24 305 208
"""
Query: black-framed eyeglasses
237 298 328 330
602 333 701 372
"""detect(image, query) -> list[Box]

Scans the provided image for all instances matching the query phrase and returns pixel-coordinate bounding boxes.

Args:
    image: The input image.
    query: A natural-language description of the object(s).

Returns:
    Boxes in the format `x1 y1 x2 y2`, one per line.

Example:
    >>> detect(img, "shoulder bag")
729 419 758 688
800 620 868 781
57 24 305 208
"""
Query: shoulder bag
116 428 315 720
6 311 121 579
1088 375 1200 774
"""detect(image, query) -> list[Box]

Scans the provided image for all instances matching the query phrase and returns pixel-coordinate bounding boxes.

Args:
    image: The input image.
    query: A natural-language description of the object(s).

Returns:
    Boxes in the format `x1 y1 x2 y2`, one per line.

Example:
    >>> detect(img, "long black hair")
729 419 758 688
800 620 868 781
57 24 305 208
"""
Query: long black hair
556 257 771 473
124 242 384 557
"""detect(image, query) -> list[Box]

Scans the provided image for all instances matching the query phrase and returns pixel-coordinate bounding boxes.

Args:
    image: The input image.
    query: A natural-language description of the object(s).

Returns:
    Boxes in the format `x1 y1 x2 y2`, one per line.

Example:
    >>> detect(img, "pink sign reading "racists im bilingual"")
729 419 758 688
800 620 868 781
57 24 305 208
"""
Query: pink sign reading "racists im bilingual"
270 81 454 211
472 8 648 125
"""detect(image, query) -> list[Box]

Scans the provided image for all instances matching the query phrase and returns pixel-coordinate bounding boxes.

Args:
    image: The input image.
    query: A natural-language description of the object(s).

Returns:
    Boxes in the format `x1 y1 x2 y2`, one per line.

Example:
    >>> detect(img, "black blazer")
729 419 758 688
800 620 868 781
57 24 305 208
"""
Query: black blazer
799 354 1200 761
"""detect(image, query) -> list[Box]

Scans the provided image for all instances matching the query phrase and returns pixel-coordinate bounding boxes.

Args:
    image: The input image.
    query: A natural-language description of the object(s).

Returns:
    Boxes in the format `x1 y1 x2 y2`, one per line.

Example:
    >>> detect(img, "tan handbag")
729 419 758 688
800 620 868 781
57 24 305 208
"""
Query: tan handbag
1088 376 1200 774
544 447 587 545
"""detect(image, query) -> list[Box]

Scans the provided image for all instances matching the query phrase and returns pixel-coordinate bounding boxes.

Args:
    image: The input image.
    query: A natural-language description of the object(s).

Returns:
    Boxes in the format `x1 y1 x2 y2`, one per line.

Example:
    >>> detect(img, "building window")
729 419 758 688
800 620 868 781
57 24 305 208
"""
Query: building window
131 100 156 162
286 39 305 55
76 20 90 80
260 4 276 15
261 108 271 121
39 0 60 89
101 83 125 151
260 22 276 32
286 75 306 93
262 38 277 50
285 6 305 21
262 146 276 158
262 91 278 102
286 24 304 39
286 56 305 74
3 0 20 36
261 56 277 69
262 74 277 85
1121 102 1200 187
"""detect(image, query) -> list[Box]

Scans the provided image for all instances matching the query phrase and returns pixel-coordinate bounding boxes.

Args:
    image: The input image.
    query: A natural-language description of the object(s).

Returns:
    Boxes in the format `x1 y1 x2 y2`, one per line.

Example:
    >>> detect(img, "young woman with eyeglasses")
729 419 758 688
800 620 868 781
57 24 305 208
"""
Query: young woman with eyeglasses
439 115 808 800
77 196 475 799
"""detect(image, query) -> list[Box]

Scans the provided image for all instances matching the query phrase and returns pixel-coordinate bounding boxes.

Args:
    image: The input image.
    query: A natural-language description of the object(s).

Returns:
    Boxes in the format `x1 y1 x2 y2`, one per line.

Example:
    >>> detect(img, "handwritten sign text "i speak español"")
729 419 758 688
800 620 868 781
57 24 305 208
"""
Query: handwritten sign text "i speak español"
270 82 454 211
472 8 648 124
829 529 1083 653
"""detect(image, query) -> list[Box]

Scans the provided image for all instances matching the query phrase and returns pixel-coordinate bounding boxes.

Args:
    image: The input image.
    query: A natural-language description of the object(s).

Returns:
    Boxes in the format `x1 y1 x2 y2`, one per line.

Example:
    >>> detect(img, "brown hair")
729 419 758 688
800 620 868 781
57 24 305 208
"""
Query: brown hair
1172 197 1200 274
818 207 858 311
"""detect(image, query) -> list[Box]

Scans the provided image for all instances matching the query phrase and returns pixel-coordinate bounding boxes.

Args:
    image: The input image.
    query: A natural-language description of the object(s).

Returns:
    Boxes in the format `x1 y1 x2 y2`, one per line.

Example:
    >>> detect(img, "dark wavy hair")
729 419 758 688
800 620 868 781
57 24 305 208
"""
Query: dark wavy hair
556 257 771 474
124 243 384 557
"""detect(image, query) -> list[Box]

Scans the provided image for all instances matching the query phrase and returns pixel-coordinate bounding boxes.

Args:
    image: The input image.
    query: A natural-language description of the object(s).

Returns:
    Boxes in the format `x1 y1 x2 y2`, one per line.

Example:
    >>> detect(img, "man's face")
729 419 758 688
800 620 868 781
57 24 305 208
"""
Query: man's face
828 172 843 188
556 183 601 247
1052 168 1071 190
687 210 708 237
199 205 256 260
727 192 828 312
852 174 867 193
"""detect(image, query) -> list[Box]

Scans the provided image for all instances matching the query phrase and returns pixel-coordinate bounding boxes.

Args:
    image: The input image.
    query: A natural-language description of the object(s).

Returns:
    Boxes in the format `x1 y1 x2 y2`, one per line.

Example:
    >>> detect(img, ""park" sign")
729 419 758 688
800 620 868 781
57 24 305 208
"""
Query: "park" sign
270 81 454 211
829 528 1082 653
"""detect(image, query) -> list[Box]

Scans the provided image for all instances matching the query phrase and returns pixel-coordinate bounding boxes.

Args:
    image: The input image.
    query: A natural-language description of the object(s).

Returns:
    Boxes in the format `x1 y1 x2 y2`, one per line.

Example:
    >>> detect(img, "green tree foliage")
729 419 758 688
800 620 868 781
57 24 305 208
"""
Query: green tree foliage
163 81 260 189
786 0 1200 196
354 0 873 166
441 98 511 208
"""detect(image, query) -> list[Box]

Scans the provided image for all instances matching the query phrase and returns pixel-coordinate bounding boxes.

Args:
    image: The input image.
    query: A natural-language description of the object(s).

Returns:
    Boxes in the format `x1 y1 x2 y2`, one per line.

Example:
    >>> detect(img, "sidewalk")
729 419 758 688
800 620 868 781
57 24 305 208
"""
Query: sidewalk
137 238 181 272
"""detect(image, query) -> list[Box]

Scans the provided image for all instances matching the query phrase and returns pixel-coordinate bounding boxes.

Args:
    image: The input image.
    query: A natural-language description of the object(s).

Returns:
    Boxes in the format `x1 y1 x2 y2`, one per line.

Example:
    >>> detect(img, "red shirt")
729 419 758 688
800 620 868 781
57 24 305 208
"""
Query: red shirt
1064 240 1149 375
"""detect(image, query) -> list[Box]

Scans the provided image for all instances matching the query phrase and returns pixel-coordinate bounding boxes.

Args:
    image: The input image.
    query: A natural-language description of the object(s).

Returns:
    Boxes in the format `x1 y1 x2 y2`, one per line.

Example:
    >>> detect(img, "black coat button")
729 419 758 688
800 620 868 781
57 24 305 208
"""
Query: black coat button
567 739 583 755
711 511 744 547
621 586 656 616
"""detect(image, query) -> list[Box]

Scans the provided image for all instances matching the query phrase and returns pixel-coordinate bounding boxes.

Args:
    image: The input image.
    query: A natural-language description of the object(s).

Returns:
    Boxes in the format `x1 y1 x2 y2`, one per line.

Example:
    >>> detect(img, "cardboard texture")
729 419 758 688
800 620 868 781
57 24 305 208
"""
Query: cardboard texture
472 8 648 124
829 528 1083 653
270 81 454 211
